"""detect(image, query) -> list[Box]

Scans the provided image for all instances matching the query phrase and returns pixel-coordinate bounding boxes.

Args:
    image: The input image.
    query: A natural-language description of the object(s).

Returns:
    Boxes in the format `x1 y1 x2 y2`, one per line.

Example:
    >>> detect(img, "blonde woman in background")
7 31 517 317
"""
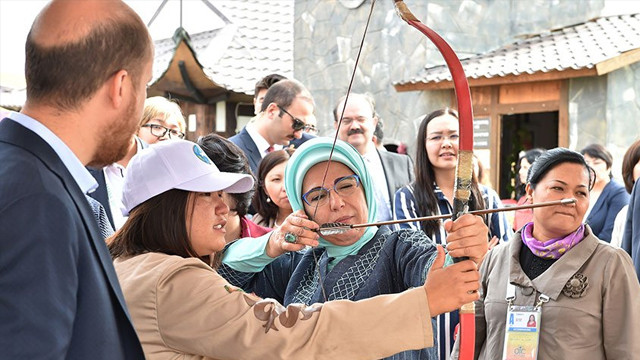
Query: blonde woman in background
137 96 186 144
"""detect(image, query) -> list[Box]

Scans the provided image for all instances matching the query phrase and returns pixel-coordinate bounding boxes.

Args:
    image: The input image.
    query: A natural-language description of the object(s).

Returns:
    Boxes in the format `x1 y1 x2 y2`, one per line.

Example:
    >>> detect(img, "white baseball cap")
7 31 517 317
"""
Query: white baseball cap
122 139 254 214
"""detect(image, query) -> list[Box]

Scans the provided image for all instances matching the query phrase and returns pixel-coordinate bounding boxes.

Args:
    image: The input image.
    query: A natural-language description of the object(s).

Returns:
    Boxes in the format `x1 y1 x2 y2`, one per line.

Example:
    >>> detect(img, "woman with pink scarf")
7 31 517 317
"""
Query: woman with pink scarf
455 148 640 360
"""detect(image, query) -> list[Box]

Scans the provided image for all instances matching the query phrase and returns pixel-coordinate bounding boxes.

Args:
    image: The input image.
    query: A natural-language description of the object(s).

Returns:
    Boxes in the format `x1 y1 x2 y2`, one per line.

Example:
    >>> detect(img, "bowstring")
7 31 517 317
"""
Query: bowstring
310 0 377 303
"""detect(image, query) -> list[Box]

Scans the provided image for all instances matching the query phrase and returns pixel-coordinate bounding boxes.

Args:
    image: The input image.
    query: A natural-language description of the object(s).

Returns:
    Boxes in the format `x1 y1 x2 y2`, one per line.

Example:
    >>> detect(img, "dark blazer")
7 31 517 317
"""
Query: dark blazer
229 127 262 174
87 137 148 230
289 132 316 150
586 180 629 242
622 180 640 281
378 149 415 214
229 127 314 174
0 119 144 359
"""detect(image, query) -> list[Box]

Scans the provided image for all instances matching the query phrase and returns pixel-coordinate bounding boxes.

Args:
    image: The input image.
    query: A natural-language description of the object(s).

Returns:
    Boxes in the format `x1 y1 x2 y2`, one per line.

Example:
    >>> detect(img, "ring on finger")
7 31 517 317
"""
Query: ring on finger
284 232 298 244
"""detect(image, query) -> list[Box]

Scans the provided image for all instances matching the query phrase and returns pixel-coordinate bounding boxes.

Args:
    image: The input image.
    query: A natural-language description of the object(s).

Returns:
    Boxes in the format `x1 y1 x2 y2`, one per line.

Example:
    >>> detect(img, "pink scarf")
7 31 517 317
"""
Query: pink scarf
521 222 586 260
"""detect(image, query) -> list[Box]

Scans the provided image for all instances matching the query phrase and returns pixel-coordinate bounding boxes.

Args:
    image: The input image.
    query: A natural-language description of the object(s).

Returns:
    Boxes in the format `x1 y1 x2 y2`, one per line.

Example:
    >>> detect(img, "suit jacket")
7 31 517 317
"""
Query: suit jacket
585 180 629 242
378 149 414 215
87 137 148 230
0 119 144 359
229 127 262 174
289 132 315 150
229 127 315 174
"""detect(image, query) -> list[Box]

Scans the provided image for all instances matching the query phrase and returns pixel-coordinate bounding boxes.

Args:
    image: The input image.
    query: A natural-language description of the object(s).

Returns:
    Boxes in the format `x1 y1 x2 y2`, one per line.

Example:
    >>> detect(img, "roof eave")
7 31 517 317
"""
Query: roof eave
395 45 640 92
149 32 227 102
594 47 640 76
394 68 597 91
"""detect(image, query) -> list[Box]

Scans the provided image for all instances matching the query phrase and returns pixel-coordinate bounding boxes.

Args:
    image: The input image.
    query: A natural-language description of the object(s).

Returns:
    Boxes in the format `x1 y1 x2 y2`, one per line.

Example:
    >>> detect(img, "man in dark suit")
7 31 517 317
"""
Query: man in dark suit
0 0 152 358
230 79 316 174
333 93 415 221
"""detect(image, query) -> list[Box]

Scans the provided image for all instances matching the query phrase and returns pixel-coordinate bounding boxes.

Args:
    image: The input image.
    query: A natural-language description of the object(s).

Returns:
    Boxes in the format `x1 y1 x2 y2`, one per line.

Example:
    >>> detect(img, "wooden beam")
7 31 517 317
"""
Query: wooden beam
495 101 559 115
558 80 569 148
473 104 491 116
595 48 640 75
394 68 598 92
499 81 561 104
489 86 500 192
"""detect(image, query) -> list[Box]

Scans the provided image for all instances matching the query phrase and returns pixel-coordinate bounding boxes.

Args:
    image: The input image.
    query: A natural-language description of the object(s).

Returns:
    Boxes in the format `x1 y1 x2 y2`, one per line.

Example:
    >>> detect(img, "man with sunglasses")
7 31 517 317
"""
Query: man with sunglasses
230 79 316 174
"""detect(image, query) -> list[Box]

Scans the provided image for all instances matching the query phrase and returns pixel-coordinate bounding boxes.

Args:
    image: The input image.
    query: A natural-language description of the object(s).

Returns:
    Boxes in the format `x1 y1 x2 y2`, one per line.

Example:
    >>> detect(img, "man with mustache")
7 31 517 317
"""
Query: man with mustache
333 93 414 221
0 0 152 357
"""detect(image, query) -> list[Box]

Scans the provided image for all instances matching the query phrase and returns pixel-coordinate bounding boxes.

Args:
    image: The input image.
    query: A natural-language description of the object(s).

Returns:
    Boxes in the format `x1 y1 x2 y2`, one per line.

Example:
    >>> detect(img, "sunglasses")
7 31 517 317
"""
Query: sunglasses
277 105 307 132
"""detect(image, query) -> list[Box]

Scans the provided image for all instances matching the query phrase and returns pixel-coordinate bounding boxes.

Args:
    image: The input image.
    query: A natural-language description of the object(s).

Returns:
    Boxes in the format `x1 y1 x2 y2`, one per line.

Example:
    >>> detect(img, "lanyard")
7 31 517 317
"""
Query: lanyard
506 282 550 309
503 282 549 360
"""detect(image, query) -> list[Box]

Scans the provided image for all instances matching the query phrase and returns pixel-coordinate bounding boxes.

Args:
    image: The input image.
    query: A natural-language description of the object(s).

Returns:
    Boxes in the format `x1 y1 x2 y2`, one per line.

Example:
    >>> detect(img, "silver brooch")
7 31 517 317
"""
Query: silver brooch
562 273 588 298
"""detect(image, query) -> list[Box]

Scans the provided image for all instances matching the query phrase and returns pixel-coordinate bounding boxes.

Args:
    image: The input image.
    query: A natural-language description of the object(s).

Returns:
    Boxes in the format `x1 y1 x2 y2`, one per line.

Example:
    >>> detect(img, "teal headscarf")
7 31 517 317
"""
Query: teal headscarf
285 138 378 266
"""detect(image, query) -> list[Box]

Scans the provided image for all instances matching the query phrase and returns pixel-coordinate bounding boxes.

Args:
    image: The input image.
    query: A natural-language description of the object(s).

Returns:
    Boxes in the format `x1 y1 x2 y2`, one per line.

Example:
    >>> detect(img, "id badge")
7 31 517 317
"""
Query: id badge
502 306 541 360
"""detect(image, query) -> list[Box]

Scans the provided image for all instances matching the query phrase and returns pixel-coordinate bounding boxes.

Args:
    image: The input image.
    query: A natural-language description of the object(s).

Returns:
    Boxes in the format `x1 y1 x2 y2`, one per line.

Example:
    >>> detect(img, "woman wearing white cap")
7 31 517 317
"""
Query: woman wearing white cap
108 139 480 360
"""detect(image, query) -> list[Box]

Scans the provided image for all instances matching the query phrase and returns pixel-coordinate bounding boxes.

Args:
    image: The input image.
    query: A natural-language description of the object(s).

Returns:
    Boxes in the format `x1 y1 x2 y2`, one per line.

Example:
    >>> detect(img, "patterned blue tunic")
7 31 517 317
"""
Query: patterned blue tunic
219 226 440 360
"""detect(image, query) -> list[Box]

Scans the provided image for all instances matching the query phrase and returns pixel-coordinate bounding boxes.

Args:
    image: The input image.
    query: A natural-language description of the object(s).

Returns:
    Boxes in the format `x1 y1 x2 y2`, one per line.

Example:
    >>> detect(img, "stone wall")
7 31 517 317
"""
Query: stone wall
567 62 640 179
293 0 606 158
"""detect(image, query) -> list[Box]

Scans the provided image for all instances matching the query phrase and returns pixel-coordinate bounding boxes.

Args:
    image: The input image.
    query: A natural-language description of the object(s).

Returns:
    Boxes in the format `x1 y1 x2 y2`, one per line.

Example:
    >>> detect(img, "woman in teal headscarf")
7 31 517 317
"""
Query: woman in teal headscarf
284 137 378 269
220 138 488 360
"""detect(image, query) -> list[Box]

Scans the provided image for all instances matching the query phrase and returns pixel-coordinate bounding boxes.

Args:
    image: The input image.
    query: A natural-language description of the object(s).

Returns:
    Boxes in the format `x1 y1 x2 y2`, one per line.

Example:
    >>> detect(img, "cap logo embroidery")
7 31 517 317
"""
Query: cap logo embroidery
193 145 212 165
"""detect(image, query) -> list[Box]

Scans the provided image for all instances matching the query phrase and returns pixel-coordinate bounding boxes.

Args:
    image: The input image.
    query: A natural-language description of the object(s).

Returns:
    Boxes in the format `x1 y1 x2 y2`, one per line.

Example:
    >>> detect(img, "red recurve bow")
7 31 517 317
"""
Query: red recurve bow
393 1 476 359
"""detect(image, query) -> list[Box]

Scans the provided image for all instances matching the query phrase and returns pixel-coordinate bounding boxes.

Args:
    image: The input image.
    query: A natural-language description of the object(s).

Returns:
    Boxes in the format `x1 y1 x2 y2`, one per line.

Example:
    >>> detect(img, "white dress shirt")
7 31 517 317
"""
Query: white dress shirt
103 138 144 229
246 123 282 158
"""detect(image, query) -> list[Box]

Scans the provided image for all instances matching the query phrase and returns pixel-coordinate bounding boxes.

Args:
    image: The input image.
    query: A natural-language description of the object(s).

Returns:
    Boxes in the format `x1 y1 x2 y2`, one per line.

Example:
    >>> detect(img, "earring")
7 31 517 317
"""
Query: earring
267 197 271 203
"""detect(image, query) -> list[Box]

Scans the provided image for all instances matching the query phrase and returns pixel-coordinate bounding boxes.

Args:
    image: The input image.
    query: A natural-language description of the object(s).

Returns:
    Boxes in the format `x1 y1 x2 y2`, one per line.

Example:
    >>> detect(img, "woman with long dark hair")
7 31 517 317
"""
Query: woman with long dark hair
394 108 512 360
252 149 294 228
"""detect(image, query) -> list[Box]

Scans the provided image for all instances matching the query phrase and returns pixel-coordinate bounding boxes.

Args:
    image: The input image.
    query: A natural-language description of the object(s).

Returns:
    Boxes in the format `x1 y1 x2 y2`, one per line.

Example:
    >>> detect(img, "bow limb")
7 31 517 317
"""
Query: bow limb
393 1 475 359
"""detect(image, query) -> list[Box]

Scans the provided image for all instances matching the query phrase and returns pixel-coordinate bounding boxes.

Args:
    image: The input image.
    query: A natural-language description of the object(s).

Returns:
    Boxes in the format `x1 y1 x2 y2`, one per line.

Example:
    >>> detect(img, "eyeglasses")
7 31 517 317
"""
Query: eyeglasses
142 123 186 139
340 116 369 126
277 105 308 132
302 174 361 207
